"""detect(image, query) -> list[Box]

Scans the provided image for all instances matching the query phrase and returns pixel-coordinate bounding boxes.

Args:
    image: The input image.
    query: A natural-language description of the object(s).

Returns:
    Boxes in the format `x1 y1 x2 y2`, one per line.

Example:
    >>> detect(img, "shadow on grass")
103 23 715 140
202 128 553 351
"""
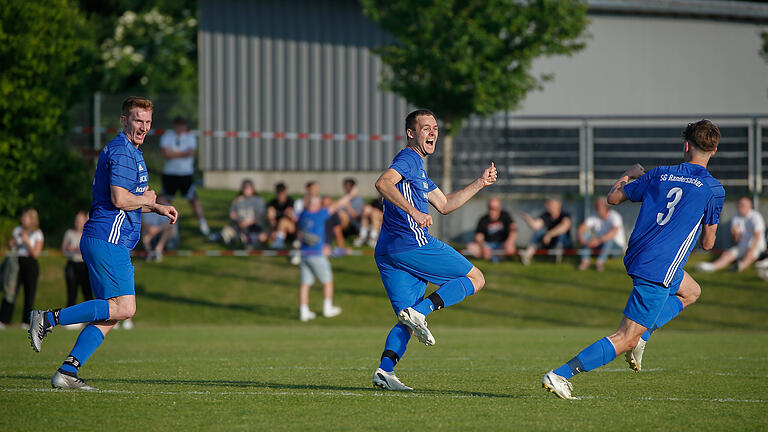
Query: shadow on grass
135 284 294 319
2 375 523 399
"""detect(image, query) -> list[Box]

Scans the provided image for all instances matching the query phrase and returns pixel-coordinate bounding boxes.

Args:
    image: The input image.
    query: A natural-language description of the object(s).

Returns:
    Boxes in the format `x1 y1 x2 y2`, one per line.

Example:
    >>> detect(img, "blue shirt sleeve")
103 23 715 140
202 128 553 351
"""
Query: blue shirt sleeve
109 149 137 191
389 153 415 180
623 169 654 202
702 186 725 225
425 176 438 192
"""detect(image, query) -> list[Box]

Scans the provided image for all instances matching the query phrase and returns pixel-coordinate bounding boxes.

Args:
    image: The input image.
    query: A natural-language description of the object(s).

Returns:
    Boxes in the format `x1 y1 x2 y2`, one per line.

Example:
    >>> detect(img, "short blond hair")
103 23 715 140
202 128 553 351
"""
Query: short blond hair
121 96 153 117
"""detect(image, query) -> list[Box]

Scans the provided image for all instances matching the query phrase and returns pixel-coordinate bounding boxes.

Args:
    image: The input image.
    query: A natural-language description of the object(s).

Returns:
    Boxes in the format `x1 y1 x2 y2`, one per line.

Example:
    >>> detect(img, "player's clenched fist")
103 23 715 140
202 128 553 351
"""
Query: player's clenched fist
480 162 498 186
624 163 645 180
410 210 433 228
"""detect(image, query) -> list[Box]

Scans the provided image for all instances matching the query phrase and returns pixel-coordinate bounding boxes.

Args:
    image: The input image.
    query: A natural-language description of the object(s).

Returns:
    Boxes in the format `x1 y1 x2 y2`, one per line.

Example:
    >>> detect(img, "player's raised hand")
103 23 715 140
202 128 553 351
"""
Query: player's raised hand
155 204 179 224
624 164 645 180
480 162 498 186
411 210 433 228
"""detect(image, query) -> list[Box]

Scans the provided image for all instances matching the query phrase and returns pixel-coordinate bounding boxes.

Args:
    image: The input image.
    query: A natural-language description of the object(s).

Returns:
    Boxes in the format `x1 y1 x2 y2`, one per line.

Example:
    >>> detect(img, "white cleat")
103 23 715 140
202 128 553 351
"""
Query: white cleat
323 305 342 318
28 310 52 353
397 308 435 346
372 368 412 391
542 370 575 400
695 262 715 273
626 337 647 372
51 371 97 390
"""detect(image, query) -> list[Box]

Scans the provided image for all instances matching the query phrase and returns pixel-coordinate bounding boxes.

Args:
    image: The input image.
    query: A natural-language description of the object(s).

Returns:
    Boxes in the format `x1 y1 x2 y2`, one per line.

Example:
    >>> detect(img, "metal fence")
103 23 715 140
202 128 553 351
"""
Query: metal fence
429 114 765 199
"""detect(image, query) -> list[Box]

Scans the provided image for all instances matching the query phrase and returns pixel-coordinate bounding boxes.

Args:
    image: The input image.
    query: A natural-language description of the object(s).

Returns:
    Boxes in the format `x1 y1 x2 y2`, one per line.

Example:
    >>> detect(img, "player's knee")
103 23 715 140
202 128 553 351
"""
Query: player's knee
467 267 485 292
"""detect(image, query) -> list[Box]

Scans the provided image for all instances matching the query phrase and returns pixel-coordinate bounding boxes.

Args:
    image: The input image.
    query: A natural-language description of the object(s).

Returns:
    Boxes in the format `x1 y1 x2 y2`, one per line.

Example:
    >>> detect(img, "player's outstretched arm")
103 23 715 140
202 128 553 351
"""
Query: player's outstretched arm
375 169 432 228
327 185 359 215
429 163 498 215
112 185 156 211
607 164 645 205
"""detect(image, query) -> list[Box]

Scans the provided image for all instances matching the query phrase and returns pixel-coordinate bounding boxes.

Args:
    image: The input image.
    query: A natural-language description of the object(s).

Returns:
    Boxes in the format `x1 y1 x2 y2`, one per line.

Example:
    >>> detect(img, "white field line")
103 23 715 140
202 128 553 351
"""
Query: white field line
0 387 765 403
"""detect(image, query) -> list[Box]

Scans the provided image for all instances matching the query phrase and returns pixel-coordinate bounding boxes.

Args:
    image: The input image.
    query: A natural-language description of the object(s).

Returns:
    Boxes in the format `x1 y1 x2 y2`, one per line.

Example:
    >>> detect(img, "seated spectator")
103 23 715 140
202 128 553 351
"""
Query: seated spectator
353 194 384 248
0 208 44 330
267 182 296 248
577 198 626 271
295 186 358 322
519 198 573 265
216 179 267 247
328 178 364 250
466 198 517 261
697 196 765 272
141 195 179 262
62 212 93 310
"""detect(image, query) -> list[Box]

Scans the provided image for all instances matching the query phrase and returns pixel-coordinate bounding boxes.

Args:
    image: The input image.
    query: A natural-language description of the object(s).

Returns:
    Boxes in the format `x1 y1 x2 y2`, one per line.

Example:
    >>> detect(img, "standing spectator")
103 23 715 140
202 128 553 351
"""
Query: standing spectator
161 116 209 235
577 197 626 271
293 181 320 216
519 198 573 265
0 208 44 329
267 182 296 248
353 195 384 248
697 196 765 272
141 195 179 262
62 212 93 311
296 186 358 322
217 179 267 247
466 198 517 261
329 178 365 250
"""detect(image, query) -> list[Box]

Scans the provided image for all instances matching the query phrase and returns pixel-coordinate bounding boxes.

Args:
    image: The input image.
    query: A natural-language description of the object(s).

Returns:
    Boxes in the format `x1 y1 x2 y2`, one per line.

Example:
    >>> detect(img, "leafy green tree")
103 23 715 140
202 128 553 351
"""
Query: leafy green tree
0 0 97 232
360 0 588 191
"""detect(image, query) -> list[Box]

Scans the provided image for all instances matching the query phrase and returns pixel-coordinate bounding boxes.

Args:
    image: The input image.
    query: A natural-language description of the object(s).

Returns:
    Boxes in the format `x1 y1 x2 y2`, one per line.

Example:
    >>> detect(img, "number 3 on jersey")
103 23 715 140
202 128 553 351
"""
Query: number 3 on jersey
657 187 683 226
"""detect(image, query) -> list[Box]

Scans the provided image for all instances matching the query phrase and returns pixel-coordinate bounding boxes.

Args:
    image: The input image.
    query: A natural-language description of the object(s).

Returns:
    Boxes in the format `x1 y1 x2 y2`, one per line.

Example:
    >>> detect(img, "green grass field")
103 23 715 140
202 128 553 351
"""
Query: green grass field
1 252 767 430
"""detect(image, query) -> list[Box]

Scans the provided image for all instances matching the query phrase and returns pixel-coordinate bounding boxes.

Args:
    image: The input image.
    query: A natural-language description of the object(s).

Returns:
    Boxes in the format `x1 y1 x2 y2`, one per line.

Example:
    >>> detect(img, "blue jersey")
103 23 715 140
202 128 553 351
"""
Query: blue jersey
298 208 330 256
623 163 725 286
82 132 149 250
375 147 438 256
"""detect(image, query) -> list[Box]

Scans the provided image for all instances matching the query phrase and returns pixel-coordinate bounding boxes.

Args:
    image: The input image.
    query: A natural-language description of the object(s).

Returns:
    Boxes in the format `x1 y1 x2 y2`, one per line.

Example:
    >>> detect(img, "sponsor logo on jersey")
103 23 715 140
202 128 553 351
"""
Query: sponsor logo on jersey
136 185 148 193
140 175 148 182
138 163 145 171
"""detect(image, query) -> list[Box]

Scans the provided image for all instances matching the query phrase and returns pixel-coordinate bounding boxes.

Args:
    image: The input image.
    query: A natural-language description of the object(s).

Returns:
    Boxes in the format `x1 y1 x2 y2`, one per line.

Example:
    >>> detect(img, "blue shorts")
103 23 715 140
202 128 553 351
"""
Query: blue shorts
375 238 474 313
623 272 683 328
80 236 135 299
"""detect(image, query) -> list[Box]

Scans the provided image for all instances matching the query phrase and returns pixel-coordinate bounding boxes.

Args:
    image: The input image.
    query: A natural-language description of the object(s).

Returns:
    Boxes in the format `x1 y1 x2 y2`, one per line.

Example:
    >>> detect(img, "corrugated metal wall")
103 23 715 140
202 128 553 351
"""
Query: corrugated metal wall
198 0 408 172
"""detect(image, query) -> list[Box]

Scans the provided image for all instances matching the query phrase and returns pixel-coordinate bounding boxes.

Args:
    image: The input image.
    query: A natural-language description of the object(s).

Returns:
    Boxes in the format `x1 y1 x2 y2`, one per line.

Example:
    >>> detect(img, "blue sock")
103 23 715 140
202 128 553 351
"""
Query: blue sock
59 324 105 375
553 337 617 380
49 300 110 327
642 296 684 341
412 276 475 317
378 324 411 372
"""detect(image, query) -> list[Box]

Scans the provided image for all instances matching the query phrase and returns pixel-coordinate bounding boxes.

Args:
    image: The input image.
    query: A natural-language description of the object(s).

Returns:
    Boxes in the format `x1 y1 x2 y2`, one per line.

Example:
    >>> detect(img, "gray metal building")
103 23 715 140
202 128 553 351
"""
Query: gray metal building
198 0 768 201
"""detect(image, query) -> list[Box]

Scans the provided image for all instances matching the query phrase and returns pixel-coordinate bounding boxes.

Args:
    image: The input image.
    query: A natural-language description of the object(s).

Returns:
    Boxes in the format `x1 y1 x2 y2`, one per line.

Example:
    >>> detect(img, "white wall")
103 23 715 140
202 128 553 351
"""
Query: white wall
521 15 768 116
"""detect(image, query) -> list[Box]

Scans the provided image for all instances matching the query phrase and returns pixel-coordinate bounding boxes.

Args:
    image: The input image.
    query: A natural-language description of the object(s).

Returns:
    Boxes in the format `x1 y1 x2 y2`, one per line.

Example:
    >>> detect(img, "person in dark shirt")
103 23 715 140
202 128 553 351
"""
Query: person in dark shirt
267 182 296 248
466 198 517 261
519 198 572 265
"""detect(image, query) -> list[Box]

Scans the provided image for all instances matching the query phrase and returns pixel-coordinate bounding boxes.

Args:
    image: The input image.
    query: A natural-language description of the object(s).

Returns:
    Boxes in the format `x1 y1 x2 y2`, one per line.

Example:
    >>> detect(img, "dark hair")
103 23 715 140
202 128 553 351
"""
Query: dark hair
305 181 317 189
239 179 254 196
343 177 356 187
275 182 287 194
405 109 436 133
121 96 153 117
172 116 187 125
683 119 720 153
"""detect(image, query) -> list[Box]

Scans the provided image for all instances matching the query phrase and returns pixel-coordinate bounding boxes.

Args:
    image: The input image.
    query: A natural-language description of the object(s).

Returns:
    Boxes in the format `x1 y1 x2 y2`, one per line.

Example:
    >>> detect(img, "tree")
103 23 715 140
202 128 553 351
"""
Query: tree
360 0 588 191
0 0 98 228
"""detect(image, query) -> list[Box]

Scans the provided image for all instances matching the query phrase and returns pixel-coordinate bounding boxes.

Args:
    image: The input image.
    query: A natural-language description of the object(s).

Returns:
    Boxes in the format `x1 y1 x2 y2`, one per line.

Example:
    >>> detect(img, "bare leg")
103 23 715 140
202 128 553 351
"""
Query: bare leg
707 250 737 271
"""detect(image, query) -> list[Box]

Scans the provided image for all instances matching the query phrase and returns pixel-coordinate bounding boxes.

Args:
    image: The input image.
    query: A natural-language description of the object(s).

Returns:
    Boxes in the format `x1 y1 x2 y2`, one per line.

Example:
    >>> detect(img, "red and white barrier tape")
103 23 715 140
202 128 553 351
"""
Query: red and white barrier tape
71 127 404 141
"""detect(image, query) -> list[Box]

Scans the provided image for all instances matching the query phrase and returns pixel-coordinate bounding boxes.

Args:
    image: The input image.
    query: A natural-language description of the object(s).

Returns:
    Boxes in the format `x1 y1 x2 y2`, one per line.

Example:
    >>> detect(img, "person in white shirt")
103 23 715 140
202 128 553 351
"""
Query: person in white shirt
161 116 209 235
0 208 44 329
697 196 766 272
578 198 626 271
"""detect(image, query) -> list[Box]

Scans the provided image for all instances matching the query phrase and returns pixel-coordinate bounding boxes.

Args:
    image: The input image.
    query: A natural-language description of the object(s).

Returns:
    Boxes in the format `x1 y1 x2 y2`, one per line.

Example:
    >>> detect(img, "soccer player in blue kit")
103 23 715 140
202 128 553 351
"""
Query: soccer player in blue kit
371 109 498 391
28 97 178 390
542 120 725 399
